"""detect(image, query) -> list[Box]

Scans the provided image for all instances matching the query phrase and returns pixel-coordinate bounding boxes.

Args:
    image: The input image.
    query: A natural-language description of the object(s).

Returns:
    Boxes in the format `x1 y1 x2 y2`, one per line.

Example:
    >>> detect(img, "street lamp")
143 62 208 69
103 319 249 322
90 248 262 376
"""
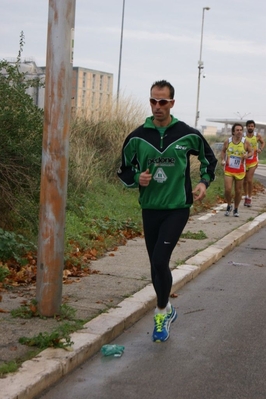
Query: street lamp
194 6 210 129
117 0 125 102
234 112 251 120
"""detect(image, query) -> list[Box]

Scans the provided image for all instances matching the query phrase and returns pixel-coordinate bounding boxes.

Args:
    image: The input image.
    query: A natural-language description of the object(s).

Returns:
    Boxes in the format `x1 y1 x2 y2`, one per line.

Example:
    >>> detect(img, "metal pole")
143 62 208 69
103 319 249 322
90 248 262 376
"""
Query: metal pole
194 7 210 129
117 0 125 102
36 0 76 317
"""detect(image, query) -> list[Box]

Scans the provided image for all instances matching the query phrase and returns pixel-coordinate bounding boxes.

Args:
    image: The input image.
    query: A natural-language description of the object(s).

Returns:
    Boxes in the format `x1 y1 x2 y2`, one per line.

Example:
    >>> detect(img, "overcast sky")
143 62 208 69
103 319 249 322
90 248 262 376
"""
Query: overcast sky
1 0 266 129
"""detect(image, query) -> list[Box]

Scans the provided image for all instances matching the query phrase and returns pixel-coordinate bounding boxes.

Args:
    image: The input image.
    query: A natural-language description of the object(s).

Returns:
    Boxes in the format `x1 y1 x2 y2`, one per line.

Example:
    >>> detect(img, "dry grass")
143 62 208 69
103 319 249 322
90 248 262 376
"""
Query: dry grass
68 98 208 191
69 96 147 190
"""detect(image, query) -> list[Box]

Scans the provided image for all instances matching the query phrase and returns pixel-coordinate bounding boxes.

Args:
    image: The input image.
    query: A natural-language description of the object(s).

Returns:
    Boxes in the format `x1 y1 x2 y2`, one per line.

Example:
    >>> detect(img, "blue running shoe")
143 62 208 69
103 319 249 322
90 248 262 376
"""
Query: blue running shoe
152 305 177 342
168 304 177 323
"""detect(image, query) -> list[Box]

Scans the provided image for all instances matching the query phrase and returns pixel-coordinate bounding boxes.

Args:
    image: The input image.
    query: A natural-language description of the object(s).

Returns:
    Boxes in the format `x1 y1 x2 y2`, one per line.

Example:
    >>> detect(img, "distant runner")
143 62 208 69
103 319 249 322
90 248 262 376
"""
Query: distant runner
221 123 252 217
243 120 265 207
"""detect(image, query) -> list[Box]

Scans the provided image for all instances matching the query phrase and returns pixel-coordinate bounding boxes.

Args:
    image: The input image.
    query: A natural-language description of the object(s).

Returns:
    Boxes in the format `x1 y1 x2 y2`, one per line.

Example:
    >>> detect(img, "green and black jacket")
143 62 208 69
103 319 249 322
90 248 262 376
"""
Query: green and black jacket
117 116 217 210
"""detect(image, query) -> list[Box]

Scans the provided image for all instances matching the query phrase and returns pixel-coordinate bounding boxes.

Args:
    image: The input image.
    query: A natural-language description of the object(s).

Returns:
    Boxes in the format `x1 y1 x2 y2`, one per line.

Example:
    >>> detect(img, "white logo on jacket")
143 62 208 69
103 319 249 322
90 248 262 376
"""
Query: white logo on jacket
175 145 187 150
153 168 167 183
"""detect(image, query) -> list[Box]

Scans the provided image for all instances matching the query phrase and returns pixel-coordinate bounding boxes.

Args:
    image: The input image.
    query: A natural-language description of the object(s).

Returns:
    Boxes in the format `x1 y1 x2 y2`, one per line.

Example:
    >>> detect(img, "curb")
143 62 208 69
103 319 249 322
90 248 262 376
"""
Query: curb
2 212 266 399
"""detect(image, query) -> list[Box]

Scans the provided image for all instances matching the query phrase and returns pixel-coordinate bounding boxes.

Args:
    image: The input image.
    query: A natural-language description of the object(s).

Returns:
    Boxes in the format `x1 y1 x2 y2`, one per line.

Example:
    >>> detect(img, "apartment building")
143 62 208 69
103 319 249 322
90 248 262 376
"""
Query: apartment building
2 60 113 119
72 67 113 119
1 60 46 108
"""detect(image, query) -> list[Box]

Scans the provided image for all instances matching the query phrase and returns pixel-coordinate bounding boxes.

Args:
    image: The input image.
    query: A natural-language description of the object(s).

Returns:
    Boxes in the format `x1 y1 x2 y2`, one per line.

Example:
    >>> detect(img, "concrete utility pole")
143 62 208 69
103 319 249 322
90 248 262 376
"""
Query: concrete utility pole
36 0 76 316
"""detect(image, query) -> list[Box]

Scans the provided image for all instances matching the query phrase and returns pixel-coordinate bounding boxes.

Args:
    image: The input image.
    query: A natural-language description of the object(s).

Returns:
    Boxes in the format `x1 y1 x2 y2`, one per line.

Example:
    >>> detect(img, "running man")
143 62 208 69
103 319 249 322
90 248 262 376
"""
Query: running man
221 123 252 217
117 80 217 342
243 120 265 207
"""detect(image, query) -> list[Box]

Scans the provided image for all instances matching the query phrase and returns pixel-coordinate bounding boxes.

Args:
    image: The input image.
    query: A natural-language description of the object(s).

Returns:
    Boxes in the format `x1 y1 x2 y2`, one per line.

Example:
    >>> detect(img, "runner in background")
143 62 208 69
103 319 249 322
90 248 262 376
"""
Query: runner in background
243 120 265 207
221 123 252 217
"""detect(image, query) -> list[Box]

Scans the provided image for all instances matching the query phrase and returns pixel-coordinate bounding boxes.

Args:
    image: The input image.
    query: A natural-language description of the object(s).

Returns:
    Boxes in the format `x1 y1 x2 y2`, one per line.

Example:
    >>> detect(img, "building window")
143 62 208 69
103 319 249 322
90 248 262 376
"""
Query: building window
82 90 86 107
92 74 96 90
82 72 86 88
107 76 111 92
99 75 103 91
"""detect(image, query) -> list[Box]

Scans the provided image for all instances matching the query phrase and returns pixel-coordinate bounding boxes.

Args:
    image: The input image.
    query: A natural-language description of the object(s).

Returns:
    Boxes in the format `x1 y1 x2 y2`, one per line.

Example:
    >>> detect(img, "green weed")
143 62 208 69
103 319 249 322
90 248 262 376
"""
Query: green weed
247 217 254 222
19 320 84 350
0 349 40 378
175 259 186 266
11 302 77 321
181 230 207 240
12 301 84 350
19 330 73 350
0 361 19 377
11 299 40 319
0 228 35 263
56 304 76 321
0 265 9 282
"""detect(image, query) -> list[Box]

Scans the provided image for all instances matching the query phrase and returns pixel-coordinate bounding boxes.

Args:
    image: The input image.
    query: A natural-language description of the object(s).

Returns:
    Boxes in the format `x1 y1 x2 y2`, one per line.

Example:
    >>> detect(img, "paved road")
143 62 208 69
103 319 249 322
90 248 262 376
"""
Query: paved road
39 222 266 399
255 164 266 186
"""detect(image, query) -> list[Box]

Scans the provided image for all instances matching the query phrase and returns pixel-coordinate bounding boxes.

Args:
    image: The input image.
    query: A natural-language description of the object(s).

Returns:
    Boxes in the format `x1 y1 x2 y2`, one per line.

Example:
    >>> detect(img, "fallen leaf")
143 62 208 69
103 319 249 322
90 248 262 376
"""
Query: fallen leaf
170 293 178 298
29 304 37 314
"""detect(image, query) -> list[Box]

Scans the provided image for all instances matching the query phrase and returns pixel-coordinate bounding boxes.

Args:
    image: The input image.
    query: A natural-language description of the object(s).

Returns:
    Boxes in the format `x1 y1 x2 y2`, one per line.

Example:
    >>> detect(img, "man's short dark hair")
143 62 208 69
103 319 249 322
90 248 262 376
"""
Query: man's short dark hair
246 120 256 127
150 80 175 99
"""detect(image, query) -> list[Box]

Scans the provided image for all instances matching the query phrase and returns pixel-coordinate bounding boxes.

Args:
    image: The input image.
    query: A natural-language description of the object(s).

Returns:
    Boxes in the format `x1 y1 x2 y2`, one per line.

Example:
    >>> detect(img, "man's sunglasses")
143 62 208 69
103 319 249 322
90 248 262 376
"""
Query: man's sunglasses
150 98 173 106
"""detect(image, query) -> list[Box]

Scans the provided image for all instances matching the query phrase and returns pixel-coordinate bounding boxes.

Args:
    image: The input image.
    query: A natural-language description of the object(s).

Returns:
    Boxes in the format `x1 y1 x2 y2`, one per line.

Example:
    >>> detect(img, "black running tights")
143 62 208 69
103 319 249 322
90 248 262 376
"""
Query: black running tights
142 208 190 309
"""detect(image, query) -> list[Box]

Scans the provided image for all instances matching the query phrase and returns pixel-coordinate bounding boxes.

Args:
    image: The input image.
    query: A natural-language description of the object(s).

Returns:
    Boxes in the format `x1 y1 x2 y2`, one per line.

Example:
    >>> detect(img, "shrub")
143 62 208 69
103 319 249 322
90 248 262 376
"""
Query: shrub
0 32 43 230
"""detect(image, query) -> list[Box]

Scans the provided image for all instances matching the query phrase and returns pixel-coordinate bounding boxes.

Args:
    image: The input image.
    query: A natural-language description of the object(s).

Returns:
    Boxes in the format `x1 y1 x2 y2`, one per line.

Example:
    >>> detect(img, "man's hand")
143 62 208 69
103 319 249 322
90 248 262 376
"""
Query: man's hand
139 169 152 187
192 182 207 201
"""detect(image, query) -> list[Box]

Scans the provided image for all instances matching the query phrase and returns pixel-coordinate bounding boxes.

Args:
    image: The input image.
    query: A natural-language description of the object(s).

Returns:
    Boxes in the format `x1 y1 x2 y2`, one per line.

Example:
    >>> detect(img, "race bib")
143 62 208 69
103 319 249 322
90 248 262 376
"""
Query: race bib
229 155 241 169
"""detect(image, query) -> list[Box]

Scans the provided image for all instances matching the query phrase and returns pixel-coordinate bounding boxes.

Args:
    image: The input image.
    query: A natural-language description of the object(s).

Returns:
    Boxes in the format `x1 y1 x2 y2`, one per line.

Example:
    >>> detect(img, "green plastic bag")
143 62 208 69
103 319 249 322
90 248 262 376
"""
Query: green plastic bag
100 344 125 357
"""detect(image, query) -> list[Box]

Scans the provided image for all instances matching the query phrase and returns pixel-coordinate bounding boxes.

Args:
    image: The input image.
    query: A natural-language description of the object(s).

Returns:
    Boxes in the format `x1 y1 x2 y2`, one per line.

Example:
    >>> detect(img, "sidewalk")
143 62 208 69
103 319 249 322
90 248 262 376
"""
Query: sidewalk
1 189 266 399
